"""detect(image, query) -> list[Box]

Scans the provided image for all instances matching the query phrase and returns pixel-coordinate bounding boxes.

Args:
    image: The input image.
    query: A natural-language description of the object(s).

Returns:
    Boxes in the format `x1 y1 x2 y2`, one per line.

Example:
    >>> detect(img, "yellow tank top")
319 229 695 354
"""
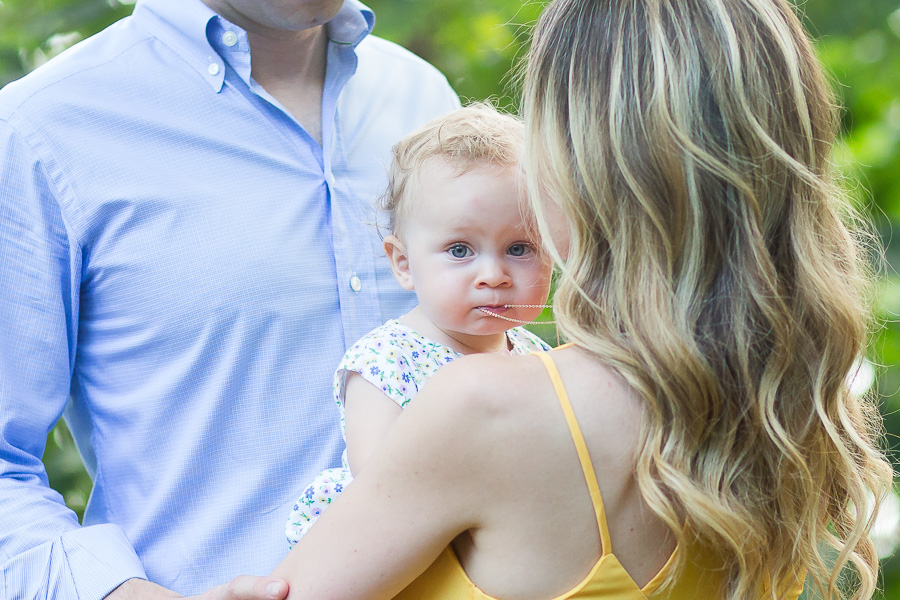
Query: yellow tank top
392 351 805 600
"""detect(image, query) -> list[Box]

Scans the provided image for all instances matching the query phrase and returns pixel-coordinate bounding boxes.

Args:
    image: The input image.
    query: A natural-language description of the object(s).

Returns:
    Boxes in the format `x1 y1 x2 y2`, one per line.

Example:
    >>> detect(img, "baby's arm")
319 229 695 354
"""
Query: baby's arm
343 373 403 474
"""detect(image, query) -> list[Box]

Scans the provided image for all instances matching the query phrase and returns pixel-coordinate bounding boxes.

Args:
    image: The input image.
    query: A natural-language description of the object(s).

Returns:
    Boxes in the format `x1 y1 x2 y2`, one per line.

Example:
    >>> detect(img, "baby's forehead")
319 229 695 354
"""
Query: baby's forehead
400 158 528 228
409 156 519 199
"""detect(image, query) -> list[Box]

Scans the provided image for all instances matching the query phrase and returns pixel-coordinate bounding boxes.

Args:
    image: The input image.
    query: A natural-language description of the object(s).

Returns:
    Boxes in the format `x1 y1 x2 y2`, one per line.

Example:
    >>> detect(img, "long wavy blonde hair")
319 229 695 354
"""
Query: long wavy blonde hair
522 0 893 598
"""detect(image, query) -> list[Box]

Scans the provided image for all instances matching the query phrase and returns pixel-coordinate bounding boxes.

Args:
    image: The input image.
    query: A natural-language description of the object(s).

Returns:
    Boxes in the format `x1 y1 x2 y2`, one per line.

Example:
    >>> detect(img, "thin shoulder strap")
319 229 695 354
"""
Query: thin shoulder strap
533 351 612 555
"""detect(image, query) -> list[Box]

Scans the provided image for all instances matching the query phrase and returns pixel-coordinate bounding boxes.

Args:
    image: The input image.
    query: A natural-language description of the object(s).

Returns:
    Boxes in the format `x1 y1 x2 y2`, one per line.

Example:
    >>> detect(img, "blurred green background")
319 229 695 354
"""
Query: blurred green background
2 0 899 596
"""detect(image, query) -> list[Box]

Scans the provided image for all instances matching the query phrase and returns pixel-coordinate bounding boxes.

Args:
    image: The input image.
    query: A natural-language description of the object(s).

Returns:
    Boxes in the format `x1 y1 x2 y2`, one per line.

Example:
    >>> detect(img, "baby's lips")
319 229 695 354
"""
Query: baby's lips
477 304 509 314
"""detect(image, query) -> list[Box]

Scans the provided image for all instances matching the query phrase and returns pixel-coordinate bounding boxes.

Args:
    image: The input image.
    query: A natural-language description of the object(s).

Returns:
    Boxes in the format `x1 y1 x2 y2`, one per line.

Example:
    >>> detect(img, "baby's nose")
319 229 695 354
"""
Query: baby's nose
476 259 512 288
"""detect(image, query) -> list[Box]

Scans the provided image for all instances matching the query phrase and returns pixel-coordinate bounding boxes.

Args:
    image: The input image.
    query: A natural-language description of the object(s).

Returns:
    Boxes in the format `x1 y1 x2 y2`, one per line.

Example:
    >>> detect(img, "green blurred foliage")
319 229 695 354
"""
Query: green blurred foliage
0 0 133 82
3 0 900 595
364 0 544 107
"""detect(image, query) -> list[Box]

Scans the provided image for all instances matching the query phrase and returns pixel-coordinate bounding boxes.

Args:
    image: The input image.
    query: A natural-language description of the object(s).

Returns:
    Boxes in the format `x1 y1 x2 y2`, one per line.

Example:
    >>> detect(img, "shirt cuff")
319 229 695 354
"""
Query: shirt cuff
2 523 147 600
63 524 147 600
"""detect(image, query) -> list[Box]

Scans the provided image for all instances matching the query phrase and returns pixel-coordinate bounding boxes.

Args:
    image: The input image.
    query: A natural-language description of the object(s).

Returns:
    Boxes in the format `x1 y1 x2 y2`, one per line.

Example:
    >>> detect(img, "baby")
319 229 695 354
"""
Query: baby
286 104 553 544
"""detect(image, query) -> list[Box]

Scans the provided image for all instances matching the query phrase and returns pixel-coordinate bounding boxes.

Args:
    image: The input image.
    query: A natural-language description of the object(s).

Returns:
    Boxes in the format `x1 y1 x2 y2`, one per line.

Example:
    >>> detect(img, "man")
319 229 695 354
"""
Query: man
0 0 459 598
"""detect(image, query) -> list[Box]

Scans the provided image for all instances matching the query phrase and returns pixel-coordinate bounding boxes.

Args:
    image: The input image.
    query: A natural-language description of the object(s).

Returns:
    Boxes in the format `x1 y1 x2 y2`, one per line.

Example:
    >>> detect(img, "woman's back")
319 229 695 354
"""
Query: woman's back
393 347 737 599
451 348 667 596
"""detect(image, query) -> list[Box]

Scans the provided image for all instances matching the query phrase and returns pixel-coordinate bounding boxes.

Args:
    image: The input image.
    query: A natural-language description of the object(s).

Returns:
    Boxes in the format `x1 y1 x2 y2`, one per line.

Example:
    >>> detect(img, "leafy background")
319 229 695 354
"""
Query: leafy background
2 0 899 596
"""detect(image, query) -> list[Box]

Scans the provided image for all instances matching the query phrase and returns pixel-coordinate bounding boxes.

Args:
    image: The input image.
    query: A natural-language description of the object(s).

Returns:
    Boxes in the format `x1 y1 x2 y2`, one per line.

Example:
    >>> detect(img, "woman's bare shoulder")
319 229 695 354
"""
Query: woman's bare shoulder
422 345 622 408
422 351 557 416
412 345 642 462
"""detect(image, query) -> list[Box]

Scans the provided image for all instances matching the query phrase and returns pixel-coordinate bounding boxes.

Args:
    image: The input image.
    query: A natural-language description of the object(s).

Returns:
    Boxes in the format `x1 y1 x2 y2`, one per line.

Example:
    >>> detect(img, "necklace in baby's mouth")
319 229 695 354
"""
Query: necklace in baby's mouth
477 304 555 325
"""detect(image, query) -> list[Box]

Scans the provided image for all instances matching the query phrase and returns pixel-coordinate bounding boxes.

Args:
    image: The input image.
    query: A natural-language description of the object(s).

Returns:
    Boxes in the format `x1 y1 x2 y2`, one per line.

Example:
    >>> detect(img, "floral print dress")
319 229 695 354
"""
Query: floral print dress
285 319 551 546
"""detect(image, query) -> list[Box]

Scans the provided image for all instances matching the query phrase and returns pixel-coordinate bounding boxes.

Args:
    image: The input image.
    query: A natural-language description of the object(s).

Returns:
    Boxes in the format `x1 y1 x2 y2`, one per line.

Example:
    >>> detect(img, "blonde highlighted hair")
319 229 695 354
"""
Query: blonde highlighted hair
381 102 524 235
523 0 892 598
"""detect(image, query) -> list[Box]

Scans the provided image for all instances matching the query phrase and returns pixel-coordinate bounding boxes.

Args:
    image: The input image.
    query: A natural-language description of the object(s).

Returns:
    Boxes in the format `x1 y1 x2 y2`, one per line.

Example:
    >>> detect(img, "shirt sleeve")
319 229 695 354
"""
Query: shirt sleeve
507 327 553 354
0 122 147 599
334 337 416 409
284 467 353 548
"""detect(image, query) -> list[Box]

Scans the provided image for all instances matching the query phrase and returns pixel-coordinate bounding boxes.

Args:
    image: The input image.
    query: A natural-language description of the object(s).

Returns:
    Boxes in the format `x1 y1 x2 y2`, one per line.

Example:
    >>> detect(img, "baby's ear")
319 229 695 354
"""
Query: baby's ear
384 235 414 291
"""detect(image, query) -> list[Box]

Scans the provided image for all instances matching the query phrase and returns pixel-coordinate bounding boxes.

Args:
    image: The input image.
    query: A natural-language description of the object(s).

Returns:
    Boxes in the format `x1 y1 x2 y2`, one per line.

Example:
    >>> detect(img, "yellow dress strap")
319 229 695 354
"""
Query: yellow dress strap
533 351 612 556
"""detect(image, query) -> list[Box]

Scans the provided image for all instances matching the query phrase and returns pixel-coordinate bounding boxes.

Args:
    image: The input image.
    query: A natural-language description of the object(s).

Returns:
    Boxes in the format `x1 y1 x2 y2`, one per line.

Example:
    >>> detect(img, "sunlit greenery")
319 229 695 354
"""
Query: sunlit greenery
3 0 899 596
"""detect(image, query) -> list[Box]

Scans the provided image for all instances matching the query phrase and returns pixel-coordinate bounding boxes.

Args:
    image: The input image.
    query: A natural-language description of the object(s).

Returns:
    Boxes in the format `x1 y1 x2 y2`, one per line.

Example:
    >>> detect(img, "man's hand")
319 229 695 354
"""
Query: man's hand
194 575 288 600
106 577 289 600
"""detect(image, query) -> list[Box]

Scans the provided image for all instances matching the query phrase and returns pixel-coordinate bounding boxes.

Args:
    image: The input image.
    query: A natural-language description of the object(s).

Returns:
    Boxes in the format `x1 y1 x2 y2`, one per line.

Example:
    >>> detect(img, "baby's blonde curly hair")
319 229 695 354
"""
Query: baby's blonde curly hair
381 102 524 236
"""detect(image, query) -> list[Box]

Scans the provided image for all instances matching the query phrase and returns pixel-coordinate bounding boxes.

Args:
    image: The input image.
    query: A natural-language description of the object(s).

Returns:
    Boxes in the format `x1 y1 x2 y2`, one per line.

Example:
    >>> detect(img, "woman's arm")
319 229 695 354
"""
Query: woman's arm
272 359 498 599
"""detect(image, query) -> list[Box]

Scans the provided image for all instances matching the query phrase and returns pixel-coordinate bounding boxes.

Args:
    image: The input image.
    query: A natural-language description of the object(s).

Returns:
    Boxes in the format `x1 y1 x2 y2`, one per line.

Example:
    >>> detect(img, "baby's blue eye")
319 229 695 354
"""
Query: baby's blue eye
508 243 530 257
448 244 471 258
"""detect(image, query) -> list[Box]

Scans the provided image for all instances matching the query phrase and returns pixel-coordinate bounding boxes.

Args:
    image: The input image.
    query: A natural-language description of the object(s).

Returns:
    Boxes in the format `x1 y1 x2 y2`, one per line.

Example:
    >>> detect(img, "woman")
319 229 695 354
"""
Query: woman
272 0 892 598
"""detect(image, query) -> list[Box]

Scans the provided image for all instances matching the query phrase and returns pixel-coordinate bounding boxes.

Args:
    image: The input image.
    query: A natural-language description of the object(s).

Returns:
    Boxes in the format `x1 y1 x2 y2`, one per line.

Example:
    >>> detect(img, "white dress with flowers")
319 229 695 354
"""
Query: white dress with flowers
285 319 551 546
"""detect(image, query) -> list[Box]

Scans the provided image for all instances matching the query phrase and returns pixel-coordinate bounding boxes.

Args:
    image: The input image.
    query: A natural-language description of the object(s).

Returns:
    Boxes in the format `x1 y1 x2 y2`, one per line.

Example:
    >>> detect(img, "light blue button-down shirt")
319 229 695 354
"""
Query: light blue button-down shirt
0 0 459 597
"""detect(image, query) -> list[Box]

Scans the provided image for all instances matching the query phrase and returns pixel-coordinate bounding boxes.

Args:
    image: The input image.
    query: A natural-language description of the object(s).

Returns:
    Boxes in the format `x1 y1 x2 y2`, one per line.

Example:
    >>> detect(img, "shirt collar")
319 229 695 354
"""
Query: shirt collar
327 0 375 46
132 0 375 91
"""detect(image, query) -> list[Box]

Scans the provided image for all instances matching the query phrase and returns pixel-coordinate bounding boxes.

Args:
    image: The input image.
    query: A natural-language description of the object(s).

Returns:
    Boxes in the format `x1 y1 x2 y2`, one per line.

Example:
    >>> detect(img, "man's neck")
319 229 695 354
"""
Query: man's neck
248 26 329 145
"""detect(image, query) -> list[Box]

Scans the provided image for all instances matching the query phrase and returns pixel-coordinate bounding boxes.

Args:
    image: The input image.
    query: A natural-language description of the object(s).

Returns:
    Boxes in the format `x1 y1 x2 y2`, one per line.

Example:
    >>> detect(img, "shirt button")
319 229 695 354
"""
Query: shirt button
349 275 362 293
222 31 238 47
208 63 220 76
